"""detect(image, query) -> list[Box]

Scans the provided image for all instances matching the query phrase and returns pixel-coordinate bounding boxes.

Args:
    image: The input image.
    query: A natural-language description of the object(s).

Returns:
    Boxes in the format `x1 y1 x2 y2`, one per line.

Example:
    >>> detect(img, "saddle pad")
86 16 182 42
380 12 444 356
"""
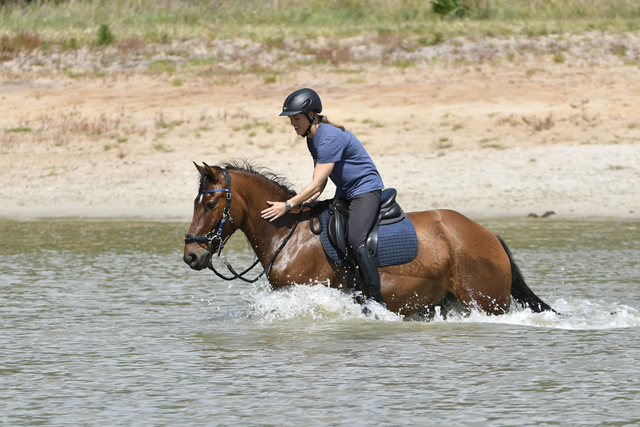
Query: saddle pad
317 205 419 267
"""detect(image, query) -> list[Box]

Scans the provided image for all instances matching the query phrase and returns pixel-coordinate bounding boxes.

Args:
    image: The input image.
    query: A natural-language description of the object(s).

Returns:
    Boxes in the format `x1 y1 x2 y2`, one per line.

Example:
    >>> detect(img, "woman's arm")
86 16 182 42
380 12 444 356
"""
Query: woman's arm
303 159 327 204
261 162 334 221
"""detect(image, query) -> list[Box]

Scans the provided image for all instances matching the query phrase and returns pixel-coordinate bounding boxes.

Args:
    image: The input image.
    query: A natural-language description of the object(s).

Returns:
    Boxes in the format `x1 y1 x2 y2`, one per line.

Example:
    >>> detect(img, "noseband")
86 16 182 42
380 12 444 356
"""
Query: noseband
184 168 236 256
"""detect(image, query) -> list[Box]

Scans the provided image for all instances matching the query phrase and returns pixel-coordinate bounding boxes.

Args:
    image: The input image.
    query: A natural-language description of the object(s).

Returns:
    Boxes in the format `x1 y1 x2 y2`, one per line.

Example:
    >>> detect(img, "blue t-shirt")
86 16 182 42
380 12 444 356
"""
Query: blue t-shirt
307 123 384 199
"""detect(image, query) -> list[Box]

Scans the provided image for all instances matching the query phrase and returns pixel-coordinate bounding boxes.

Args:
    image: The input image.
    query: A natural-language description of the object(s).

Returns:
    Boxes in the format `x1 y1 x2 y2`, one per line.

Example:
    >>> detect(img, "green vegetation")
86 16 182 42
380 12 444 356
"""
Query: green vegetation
394 59 415 68
431 0 468 19
232 121 275 133
5 126 32 132
95 23 115 46
153 143 173 152
149 59 177 74
436 136 453 149
0 0 639 48
553 53 566 63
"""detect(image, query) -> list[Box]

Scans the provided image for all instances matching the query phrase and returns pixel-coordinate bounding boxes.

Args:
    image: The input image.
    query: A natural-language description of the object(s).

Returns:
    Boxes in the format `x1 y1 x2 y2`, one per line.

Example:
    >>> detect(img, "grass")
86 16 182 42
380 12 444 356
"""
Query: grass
149 60 177 75
435 137 453 149
419 32 445 46
1 0 639 49
553 53 566 63
0 1 637 85
5 126 32 133
483 143 505 149
232 121 275 133
523 114 555 131
394 59 415 68
1 1 639 86
154 113 183 129
153 143 173 152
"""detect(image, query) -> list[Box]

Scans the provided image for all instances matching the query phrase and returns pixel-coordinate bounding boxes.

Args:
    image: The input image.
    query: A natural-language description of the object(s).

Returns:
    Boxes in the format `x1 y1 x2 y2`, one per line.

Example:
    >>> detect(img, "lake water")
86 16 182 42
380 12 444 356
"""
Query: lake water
1 216 639 426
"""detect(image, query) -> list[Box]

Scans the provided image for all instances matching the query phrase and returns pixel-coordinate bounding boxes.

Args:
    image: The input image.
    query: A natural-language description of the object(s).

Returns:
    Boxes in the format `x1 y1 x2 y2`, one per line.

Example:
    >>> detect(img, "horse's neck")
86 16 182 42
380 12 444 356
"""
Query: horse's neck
232 174 292 261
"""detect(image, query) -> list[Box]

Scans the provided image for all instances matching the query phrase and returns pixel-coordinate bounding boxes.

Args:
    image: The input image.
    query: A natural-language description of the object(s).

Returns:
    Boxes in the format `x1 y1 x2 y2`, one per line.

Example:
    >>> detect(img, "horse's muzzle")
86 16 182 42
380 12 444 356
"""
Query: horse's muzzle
183 246 212 271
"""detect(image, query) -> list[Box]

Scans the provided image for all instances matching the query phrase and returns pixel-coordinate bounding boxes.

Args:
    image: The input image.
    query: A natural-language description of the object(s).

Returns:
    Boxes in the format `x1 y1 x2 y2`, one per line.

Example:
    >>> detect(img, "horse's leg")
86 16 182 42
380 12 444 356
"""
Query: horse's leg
265 228 348 289
442 212 512 315
380 274 447 315
418 292 458 320
449 251 512 314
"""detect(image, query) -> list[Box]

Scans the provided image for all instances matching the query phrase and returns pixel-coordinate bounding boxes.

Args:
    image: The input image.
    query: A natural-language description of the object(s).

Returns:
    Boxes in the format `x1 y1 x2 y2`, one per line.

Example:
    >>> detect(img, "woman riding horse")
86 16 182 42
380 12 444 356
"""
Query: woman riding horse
261 88 386 306
185 161 557 316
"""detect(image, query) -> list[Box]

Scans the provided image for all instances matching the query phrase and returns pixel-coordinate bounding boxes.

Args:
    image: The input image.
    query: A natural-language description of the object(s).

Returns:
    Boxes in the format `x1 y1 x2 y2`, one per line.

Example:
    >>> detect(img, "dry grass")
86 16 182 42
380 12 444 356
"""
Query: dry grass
0 104 288 158
522 114 555 132
0 31 41 60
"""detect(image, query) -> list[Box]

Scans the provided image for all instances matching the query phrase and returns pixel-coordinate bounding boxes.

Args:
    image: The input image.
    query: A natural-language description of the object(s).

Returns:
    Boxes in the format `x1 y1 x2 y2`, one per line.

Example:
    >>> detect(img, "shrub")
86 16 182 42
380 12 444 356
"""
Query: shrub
96 24 115 46
553 53 566 63
431 0 467 18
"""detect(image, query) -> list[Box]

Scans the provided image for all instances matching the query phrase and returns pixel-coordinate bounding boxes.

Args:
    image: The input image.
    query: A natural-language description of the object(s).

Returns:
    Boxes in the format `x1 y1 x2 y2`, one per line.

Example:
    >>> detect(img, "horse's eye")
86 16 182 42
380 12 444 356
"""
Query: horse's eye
206 202 217 211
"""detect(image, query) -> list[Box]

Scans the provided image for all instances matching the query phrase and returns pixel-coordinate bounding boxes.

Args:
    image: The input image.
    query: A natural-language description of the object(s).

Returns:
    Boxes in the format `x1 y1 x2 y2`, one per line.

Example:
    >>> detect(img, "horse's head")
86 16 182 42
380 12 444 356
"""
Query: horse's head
183 162 237 270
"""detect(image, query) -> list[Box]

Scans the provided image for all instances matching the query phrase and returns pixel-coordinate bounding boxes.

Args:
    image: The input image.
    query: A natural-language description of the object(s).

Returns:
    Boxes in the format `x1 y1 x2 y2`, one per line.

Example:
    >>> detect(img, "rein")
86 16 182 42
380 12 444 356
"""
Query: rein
212 208 305 283
184 167 305 284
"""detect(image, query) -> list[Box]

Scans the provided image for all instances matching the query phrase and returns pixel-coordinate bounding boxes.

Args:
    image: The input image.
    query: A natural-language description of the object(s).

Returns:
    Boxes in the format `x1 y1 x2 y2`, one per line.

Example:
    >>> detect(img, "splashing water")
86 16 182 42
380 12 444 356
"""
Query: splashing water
205 280 640 331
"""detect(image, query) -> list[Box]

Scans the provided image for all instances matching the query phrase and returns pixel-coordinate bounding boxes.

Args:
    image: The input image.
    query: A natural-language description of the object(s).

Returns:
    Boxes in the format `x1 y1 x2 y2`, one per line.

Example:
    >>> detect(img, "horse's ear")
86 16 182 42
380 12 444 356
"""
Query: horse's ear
194 162 204 172
201 162 219 183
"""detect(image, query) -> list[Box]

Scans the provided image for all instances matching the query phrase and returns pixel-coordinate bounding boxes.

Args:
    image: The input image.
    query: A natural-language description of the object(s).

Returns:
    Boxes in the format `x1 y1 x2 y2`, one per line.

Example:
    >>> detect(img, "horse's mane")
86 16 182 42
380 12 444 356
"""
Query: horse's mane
211 159 297 197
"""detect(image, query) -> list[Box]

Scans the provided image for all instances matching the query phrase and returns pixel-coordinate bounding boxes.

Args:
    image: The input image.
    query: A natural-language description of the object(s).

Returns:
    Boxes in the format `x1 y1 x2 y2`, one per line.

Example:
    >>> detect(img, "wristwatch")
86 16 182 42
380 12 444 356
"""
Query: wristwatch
285 201 292 212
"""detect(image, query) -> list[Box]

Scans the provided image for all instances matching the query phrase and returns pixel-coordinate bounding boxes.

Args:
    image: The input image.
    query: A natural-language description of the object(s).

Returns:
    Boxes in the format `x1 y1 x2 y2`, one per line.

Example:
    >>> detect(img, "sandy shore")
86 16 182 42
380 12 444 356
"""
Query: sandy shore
1 37 639 220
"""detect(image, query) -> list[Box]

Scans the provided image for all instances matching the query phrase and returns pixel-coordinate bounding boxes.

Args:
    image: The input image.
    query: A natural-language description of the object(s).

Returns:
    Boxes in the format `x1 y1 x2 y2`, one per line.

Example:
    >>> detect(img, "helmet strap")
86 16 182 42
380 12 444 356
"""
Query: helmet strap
301 112 315 138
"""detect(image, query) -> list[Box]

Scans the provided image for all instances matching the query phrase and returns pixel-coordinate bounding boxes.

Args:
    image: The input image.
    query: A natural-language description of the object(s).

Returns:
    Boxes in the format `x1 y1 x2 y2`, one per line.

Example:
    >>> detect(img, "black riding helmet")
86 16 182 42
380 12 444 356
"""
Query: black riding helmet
279 88 323 137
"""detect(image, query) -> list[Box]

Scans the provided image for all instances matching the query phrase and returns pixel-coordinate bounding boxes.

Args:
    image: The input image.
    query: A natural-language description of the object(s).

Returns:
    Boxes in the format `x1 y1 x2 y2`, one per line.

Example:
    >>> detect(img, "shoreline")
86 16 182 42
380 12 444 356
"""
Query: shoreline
1 206 637 222
1 142 637 221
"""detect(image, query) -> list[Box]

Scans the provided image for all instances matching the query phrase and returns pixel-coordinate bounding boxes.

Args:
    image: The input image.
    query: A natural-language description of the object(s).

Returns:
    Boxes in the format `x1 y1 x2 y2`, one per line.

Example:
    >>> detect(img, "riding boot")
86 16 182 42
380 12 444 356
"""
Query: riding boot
353 244 385 306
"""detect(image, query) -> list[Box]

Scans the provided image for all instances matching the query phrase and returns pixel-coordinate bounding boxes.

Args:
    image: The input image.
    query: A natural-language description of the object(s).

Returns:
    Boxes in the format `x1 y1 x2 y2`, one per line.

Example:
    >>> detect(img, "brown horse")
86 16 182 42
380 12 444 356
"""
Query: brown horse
183 161 556 317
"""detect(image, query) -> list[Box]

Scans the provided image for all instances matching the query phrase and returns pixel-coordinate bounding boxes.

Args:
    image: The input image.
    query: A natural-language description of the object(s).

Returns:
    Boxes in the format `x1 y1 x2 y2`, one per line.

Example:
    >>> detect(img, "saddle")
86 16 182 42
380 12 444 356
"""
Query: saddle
327 188 406 261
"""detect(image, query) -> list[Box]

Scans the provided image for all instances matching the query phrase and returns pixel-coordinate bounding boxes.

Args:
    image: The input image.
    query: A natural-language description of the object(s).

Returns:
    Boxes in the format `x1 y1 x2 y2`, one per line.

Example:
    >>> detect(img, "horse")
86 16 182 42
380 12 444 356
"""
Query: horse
183 160 556 317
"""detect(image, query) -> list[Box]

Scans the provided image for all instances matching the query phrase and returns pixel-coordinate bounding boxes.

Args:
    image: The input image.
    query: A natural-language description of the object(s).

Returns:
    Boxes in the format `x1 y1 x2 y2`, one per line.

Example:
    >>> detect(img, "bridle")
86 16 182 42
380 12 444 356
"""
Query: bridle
184 168 235 256
184 167 305 284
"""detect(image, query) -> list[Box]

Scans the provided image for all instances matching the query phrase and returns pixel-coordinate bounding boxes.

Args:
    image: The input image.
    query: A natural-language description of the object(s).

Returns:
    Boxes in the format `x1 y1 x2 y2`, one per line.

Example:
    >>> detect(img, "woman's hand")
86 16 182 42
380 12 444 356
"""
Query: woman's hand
261 201 287 222
261 163 333 221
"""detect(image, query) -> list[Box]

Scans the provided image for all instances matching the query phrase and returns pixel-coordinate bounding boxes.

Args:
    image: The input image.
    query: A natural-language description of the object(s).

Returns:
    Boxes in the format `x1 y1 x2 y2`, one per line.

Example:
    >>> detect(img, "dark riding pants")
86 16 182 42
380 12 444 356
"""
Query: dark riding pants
347 190 382 250
347 189 384 305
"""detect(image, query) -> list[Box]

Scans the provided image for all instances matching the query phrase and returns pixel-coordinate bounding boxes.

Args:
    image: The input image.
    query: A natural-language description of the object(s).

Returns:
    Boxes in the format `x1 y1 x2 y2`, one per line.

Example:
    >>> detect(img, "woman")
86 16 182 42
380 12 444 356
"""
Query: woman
261 88 385 306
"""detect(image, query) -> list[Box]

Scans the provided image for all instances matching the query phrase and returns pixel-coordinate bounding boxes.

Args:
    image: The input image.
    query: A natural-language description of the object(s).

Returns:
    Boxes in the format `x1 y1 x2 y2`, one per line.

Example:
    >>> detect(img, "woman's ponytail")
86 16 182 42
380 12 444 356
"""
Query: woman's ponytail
318 114 345 131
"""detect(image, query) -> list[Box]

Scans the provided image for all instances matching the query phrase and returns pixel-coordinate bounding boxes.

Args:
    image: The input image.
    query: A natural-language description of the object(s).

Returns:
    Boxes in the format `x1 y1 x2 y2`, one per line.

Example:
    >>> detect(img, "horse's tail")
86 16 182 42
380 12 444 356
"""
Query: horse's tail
496 235 558 314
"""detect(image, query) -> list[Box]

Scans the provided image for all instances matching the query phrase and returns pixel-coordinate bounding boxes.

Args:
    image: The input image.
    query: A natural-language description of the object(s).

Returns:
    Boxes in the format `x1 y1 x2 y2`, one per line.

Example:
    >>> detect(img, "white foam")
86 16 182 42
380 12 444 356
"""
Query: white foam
245 284 401 323
208 282 640 330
